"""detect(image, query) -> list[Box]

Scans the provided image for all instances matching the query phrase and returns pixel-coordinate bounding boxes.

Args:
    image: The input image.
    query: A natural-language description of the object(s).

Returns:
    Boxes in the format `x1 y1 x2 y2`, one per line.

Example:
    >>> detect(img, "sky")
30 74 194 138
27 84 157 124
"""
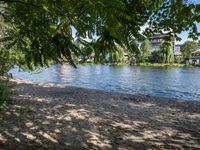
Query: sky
176 23 200 44
186 0 200 5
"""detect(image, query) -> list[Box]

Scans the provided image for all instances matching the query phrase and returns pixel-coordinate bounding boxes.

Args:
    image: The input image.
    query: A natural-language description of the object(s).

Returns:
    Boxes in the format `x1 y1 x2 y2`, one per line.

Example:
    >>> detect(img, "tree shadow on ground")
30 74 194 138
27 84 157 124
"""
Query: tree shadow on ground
0 82 200 149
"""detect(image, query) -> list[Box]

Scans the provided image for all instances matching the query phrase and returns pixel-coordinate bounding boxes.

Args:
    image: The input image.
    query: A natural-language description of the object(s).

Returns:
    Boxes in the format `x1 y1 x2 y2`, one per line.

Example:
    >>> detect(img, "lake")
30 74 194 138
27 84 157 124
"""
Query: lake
9 64 200 101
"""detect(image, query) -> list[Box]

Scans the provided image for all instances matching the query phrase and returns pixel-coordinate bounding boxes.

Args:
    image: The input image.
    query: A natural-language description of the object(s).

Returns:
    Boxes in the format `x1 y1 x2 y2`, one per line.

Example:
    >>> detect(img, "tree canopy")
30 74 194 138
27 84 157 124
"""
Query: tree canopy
161 39 174 63
139 39 150 63
180 40 198 58
0 0 200 69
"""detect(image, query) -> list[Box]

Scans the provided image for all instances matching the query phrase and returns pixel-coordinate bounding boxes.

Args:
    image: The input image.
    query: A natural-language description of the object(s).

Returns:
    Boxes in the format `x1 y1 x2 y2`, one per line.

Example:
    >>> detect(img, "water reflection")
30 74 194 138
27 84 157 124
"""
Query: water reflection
9 65 200 101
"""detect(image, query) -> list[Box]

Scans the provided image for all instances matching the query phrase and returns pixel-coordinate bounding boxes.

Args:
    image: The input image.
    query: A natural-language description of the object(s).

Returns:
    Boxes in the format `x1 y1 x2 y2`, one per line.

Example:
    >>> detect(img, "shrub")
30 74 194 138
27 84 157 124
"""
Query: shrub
174 56 184 64
0 80 10 110
149 51 163 63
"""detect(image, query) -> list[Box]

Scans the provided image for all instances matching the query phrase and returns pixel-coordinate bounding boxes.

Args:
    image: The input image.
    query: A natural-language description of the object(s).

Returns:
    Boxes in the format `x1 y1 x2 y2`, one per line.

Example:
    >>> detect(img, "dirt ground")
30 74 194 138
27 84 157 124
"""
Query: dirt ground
0 80 200 150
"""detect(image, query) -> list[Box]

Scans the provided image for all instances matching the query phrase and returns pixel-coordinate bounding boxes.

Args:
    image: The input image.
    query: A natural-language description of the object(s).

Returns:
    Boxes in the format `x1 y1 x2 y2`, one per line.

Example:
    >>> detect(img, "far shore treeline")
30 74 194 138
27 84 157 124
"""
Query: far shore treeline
74 38 199 66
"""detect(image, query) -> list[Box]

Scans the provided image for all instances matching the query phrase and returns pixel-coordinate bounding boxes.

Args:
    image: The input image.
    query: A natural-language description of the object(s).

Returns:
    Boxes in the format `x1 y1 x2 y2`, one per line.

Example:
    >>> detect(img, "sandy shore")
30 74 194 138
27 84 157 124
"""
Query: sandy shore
0 79 200 150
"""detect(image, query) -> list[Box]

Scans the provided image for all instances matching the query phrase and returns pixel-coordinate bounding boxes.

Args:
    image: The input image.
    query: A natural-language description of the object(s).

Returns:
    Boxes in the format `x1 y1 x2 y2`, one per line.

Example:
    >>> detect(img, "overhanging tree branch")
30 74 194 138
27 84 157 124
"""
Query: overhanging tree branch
0 0 42 8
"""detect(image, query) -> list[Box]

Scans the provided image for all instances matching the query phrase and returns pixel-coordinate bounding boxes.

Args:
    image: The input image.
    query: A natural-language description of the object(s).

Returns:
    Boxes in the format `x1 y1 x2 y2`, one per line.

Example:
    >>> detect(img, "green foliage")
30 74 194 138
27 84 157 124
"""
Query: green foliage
175 55 184 64
127 51 137 65
0 0 199 71
146 0 200 40
0 49 14 75
180 41 198 58
160 39 174 63
79 47 93 63
0 17 14 75
0 80 10 110
139 39 150 63
108 46 125 64
149 51 163 63
135 63 191 67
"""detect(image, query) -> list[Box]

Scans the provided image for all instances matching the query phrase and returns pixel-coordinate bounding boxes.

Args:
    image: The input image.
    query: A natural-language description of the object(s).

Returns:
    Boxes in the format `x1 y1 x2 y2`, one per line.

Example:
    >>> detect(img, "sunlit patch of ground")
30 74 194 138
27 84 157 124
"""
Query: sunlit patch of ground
0 80 200 149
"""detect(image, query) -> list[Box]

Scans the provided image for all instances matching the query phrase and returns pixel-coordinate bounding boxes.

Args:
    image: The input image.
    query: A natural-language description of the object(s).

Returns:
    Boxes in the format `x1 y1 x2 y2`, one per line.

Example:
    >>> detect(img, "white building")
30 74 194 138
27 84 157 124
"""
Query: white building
185 50 200 66
149 34 175 53
174 44 182 56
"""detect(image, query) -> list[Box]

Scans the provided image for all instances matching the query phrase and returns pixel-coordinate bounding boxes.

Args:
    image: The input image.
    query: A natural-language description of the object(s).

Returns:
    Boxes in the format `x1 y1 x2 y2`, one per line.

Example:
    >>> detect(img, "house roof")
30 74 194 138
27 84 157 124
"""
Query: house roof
149 34 170 39
192 50 200 54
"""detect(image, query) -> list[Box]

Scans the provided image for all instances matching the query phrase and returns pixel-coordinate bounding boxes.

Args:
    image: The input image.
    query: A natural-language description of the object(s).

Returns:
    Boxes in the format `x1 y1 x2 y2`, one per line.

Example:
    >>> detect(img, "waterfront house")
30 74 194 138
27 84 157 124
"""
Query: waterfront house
185 50 200 66
198 40 200 49
174 44 182 56
149 34 175 53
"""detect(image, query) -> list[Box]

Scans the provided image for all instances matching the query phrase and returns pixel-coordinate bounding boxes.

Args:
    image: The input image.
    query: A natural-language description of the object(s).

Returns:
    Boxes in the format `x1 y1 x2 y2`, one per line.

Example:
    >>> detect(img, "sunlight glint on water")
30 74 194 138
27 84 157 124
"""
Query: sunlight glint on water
9 64 200 101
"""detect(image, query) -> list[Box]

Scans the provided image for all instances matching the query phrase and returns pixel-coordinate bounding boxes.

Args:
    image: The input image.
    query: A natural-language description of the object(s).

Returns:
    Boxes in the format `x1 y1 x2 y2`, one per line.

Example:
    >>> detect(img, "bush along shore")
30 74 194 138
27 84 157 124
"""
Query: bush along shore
0 77 11 110
133 63 194 67
0 79 200 149
80 62 194 68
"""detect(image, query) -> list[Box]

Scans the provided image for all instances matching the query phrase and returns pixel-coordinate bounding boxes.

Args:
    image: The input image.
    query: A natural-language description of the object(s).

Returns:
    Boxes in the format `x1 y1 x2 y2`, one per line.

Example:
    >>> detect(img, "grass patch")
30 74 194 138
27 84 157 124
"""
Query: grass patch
106 63 128 67
110 63 129 67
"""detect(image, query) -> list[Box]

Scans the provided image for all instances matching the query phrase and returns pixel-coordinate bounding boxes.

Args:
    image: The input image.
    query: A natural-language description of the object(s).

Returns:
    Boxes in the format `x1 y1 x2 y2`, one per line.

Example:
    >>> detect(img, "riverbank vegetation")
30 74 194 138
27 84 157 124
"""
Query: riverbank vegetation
134 63 193 67
78 38 198 68
0 79 10 110
180 41 198 58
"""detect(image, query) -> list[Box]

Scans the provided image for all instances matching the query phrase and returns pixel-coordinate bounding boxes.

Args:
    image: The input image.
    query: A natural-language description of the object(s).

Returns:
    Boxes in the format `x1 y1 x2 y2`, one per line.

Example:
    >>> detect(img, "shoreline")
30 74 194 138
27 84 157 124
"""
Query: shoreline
1 79 200 149
80 63 194 68
10 78 200 102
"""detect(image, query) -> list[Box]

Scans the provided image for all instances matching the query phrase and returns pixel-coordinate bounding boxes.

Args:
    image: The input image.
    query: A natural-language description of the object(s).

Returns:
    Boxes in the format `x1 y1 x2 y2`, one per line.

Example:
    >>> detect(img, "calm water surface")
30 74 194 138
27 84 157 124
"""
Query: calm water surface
10 65 200 101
